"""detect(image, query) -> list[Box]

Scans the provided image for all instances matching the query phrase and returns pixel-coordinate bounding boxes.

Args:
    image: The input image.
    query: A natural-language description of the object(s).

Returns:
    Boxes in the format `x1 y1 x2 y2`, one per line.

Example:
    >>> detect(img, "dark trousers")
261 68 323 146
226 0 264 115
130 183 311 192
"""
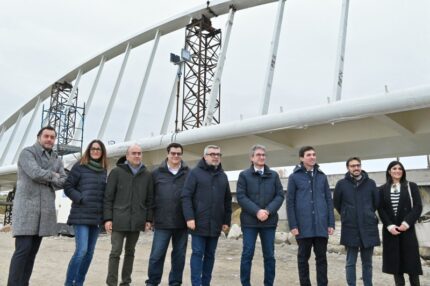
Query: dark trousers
394 274 420 286
345 246 374 286
7 235 43 286
106 231 140 286
240 227 276 286
146 228 188 286
190 234 219 286
296 237 328 286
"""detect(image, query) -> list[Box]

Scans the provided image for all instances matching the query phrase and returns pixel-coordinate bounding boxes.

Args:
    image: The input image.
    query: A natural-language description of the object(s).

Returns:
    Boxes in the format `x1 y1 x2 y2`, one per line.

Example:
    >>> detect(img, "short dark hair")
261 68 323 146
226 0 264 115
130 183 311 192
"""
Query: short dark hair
299 146 314 158
167 142 183 153
346 157 361 167
385 160 407 184
37 126 56 137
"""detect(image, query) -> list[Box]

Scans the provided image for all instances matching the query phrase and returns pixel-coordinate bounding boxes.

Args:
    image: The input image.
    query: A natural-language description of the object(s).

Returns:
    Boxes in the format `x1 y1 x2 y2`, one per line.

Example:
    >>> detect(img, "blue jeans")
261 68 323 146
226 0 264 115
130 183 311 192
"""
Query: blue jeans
346 246 373 286
146 228 188 285
240 227 276 286
190 234 219 286
65 225 100 286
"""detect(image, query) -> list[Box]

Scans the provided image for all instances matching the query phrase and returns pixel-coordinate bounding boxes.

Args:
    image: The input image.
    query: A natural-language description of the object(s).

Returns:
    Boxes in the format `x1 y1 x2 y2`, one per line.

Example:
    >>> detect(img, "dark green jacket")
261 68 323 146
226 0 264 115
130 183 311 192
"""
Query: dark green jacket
104 163 153 232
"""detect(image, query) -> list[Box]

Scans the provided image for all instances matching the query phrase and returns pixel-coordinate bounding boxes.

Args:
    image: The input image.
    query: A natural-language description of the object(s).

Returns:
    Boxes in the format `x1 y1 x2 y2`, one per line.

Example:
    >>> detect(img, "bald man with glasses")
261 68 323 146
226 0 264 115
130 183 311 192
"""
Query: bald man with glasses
104 144 153 286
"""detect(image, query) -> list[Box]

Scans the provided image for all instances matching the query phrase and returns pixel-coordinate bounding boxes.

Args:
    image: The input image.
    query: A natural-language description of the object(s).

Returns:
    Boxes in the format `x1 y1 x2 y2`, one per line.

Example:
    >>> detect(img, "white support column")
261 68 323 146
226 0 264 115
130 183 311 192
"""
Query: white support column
12 97 42 163
67 69 83 106
332 0 350 102
0 126 5 143
259 0 287 115
73 56 106 142
125 30 161 141
98 43 132 139
203 7 236 126
86 56 106 113
160 62 183 134
0 111 24 165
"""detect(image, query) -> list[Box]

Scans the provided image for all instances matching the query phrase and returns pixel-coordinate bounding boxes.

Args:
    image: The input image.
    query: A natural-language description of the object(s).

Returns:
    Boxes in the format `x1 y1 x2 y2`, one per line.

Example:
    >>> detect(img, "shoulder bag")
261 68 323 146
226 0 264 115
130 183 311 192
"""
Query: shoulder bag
407 182 430 247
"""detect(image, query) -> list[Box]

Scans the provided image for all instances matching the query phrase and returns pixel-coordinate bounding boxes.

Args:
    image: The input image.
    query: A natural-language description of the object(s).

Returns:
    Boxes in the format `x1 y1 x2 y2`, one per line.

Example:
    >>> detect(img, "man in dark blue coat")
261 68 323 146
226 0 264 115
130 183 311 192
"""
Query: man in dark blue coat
237 144 284 286
287 146 335 286
333 157 380 286
181 145 232 286
146 143 189 286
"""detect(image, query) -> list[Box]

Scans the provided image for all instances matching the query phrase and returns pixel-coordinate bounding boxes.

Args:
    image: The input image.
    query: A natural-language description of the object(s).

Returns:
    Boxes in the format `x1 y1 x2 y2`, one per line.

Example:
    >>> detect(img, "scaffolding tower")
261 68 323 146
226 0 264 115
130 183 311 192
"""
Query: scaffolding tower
178 16 222 131
42 82 85 156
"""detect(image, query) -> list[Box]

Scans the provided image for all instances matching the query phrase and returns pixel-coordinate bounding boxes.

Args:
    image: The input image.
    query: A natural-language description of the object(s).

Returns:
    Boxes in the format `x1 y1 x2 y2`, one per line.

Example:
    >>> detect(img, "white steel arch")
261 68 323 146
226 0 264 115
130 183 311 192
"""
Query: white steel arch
0 0 429 187
0 0 277 135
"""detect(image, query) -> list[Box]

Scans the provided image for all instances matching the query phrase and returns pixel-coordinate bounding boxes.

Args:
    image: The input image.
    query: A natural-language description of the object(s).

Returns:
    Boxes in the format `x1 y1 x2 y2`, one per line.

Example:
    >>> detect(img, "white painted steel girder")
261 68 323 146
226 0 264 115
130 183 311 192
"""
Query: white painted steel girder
259 0 286 115
102 84 430 158
125 30 161 141
204 7 236 126
12 96 42 164
332 0 350 102
98 43 132 139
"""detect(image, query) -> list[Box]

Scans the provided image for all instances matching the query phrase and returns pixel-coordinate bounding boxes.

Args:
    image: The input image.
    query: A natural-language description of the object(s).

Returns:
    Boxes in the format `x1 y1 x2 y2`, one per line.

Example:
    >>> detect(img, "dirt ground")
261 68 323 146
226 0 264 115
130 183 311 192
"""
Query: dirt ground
0 230 429 286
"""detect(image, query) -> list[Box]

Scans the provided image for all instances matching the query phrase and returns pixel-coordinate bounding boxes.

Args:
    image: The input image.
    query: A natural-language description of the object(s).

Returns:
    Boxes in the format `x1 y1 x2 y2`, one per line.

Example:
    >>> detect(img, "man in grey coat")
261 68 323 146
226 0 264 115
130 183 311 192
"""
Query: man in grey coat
7 126 67 286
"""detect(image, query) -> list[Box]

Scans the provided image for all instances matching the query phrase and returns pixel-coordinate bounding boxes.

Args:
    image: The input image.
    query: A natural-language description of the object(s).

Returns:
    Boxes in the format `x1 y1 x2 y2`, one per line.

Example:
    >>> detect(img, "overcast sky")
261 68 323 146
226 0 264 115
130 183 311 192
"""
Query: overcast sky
0 0 429 171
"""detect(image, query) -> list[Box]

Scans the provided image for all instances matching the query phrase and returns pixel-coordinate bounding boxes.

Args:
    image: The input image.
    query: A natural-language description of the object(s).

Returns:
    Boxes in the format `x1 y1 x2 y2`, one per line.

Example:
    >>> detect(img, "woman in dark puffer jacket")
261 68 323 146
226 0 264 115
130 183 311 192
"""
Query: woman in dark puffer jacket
64 139 108 286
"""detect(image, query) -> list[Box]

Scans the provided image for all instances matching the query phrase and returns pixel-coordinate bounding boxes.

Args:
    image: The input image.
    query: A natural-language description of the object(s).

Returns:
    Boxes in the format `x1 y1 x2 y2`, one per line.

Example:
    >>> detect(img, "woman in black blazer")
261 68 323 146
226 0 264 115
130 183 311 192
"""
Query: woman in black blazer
378 160 422 286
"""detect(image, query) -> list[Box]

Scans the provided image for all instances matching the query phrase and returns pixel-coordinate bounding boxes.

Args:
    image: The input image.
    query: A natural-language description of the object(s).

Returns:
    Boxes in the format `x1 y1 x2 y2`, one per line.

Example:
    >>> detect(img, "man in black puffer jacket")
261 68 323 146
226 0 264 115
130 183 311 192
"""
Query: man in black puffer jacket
146 143 189 286
237 144 284 286
333 157 380 286
182 145 232 286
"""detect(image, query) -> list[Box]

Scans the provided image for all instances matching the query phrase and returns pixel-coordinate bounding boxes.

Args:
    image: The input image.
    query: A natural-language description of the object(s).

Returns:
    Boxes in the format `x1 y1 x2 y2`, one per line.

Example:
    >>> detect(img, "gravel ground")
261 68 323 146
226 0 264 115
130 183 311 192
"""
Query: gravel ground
0 229 429 286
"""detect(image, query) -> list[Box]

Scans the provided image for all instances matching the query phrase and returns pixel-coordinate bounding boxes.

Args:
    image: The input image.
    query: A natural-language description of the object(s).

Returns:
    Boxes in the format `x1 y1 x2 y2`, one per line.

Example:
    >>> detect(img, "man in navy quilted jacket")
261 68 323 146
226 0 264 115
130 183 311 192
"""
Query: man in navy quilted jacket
237 144 284 286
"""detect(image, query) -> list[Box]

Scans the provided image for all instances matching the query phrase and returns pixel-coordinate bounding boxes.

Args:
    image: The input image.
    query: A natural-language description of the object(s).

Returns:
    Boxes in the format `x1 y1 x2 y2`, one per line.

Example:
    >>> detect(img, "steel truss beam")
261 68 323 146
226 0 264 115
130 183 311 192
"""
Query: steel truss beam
179 16 221 131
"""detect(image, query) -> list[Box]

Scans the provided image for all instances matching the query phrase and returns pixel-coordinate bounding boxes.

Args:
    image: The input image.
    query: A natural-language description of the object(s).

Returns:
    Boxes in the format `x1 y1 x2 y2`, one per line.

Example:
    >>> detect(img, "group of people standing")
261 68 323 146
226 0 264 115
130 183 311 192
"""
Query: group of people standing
6 126 424 286
333 157 423 286
288 147 423 286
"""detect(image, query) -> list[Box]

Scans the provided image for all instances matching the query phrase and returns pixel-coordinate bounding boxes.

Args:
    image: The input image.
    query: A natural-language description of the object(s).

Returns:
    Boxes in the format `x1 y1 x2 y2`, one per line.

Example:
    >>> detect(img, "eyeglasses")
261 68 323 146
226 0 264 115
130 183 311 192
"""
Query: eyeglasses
90 147 102 152
169 152 182 157
254 153 266 157
206 153 222 157
348 164 361 168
